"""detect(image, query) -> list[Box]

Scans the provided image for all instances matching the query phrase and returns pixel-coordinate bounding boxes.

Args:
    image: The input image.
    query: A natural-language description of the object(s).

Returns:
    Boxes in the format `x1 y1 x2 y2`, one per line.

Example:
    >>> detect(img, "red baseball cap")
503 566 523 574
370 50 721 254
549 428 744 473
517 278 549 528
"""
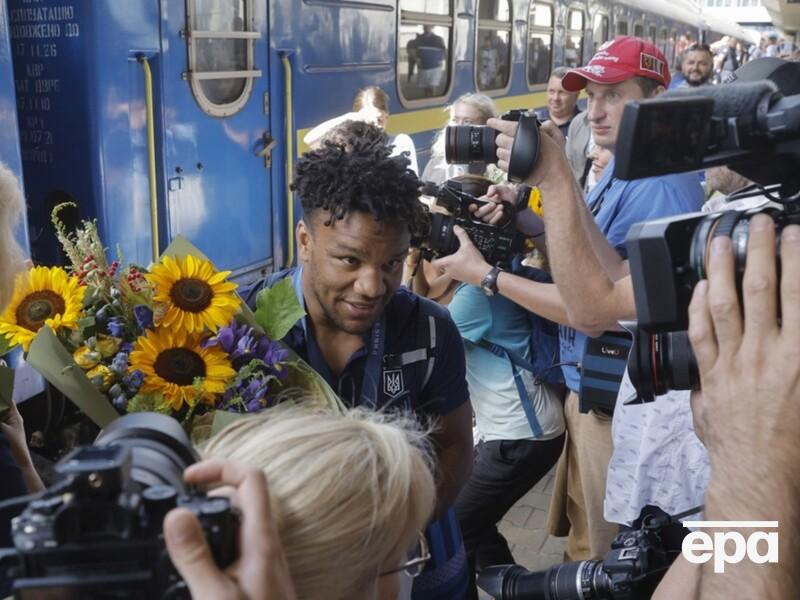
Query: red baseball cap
561 36 671 92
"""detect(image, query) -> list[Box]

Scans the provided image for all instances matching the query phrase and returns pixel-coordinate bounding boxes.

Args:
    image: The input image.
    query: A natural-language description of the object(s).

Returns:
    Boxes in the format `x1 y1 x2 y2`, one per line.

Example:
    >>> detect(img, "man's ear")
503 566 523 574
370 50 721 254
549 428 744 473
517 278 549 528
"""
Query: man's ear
297 219 312 263
651 85 666 98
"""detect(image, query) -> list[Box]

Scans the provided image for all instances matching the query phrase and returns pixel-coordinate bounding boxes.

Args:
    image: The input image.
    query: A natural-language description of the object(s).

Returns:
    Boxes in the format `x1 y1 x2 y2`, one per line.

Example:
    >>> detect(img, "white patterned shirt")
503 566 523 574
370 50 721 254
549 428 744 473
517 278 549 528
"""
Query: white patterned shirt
604 370 709 526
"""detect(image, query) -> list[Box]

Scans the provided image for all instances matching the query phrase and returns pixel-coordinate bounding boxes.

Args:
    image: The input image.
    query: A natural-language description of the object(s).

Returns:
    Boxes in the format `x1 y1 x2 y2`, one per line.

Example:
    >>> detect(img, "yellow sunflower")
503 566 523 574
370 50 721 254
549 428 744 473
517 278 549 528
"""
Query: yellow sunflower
147 255 240 334
129 328 235 411
0 266 86 352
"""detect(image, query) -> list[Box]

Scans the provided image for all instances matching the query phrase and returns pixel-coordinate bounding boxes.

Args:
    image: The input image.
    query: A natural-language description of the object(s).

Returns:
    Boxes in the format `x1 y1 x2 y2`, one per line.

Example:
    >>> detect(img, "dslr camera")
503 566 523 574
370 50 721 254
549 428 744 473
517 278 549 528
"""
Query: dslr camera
416 175 528 268
615 58 800 400
478 510 676 600
0 413 238 599
445 109 542 183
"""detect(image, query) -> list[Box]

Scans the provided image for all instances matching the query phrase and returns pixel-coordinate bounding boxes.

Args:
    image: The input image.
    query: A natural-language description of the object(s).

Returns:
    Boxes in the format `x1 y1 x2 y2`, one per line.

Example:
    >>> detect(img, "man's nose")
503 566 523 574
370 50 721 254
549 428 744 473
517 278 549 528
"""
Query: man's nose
353 268 385 299
588 100 604 123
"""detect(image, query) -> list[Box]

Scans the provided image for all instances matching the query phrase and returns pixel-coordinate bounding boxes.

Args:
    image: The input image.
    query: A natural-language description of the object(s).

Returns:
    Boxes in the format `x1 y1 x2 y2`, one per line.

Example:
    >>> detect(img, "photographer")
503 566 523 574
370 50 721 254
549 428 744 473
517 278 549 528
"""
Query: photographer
432 37 704 560
648 215 800 599
0 161 43 597
166 408 438 600
164 459 298 600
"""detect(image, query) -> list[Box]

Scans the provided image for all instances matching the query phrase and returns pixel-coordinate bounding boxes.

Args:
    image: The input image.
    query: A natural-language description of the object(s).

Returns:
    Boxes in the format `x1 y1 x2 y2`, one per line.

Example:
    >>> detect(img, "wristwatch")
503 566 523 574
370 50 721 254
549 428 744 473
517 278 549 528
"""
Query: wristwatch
480 266 501 296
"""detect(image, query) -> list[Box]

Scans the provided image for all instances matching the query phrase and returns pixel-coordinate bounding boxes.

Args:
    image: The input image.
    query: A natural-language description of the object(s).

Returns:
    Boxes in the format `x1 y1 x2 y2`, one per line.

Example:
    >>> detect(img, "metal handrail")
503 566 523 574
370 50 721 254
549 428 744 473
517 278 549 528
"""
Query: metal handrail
138 55 159 262
281 54 294 268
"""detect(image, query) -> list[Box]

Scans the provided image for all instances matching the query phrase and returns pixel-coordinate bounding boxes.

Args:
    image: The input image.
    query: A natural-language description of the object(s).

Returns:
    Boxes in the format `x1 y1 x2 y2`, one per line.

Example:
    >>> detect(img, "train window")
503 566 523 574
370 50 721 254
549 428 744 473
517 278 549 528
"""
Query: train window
616 20 628 37
185 0 261 117
398 1 454 103
669 29 677 63
526 2 554 87
566 9 584 67
659 28 668 55
592 13 609 54
633 23 643 39
476 0 512 92
648 26 656 45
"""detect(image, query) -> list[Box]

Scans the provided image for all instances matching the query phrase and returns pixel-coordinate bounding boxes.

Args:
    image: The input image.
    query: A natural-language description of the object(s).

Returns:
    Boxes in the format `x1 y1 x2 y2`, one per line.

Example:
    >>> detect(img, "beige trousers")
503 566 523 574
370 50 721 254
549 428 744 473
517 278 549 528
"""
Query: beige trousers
547 391 619 560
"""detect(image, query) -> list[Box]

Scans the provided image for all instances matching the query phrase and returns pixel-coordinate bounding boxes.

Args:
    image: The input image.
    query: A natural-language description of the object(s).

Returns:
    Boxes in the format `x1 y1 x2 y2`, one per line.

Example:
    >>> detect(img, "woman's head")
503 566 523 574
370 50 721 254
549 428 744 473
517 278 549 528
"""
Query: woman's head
448 93 498 126
204 407 436 600
0 162 27 311
353 86 391 129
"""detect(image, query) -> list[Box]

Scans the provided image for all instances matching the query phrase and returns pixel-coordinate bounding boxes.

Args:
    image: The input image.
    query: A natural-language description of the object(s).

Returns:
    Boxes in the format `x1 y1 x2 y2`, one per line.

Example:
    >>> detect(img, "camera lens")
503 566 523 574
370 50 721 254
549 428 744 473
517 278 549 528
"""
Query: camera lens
96 412 200 493
628 329 699 400
444 125 498 164
477 560 609 600
690 208 786 283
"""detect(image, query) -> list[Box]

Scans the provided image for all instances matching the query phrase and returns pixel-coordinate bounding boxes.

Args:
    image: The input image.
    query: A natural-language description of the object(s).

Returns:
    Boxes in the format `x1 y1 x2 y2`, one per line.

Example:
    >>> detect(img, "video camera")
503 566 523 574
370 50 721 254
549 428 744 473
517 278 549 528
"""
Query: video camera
0 413 238 599
444 109 541 183
415 175 529 268
617 58 800 400
477 510 678 600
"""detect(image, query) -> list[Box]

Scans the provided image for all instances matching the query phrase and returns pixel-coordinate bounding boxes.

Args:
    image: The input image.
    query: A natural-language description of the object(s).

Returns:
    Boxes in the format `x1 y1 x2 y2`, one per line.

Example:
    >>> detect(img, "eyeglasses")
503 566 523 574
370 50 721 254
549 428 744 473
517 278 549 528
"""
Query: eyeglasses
379 532 431 578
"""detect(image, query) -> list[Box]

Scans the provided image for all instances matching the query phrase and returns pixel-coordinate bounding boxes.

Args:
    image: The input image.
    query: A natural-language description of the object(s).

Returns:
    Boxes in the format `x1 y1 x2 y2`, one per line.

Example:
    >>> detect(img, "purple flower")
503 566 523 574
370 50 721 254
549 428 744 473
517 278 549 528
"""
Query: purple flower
122 370 145 394
203 321 251 354
133 305 154 330
107 316 125 338
257 339 289 378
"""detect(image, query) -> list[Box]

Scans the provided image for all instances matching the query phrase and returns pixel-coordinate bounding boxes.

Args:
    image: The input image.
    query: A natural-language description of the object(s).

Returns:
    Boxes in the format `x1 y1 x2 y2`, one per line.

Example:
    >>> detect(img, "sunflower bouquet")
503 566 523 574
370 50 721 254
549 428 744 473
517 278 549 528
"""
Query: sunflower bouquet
0 204 340 439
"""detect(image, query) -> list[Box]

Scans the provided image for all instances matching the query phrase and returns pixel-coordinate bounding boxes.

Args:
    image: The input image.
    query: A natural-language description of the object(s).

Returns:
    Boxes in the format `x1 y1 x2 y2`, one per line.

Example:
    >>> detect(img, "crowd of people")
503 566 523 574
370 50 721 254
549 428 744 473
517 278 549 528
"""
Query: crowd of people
1 32 800 600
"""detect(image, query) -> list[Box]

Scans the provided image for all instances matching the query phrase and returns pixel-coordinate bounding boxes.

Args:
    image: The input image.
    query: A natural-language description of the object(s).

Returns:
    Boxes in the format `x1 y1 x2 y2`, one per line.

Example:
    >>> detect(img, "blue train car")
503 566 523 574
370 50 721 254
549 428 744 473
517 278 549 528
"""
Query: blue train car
6 0 750 287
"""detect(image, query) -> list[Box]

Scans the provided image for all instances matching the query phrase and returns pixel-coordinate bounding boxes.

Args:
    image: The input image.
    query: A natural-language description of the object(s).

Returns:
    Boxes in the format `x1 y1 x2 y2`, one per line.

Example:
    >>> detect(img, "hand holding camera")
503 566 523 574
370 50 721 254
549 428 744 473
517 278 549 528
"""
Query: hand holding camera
688 215 800 471
164 458 297 600
486 117 572 188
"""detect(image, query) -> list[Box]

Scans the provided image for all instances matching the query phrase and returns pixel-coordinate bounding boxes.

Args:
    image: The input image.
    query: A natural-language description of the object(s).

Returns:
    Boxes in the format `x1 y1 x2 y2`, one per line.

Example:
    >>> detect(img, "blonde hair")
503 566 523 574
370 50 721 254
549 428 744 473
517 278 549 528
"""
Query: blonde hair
430 93 498 160
448 93 498 124
204 407 437 600
0 161 27 311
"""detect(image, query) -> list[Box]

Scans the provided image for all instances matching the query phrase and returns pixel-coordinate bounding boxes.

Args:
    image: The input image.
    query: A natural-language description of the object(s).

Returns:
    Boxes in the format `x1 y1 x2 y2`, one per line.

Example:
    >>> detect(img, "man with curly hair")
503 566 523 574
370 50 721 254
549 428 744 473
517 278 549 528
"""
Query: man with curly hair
248 122 473 599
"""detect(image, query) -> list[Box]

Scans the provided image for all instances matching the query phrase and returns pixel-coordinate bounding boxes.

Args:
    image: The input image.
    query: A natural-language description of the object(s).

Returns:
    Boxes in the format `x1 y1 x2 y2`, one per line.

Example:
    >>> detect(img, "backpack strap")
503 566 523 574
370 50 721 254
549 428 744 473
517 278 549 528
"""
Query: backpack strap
378 300 438 410
470 339 543 438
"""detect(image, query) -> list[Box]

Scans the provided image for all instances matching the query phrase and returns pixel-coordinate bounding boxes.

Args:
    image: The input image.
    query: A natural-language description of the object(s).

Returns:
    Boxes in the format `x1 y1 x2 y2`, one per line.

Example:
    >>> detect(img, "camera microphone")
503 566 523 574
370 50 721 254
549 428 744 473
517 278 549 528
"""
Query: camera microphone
662 80 778 127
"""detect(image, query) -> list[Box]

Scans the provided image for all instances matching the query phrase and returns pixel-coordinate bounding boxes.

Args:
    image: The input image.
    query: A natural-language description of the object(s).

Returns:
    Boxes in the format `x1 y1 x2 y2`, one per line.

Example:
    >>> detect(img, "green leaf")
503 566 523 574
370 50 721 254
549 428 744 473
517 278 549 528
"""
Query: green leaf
254 278 305 341
127 392 171 415
77 316 96 339
0 334 15 357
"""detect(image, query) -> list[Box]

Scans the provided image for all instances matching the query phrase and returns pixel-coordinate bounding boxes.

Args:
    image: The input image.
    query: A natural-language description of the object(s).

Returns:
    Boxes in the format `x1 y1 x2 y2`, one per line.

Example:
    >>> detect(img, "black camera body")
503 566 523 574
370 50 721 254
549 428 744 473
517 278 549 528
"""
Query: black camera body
617 59 800 400
444 109 541 183
418 176 526 268
0 413 238 599
478 513 674 600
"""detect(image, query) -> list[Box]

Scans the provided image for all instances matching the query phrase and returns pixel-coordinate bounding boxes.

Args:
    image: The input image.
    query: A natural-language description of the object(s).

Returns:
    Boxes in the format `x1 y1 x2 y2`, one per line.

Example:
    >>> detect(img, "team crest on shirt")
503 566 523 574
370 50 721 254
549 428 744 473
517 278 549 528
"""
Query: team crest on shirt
383 369 405 398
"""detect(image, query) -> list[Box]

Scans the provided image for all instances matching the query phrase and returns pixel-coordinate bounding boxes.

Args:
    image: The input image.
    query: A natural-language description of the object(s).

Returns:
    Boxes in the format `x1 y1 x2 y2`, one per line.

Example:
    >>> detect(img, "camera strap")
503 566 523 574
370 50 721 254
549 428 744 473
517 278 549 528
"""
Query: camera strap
469 339 544 437
588 175 615 218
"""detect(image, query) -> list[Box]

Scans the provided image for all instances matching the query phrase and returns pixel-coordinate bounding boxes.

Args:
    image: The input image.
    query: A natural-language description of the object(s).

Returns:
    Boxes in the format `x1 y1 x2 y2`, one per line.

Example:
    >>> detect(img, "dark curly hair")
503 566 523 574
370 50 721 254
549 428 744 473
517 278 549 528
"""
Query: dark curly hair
292 123 427 239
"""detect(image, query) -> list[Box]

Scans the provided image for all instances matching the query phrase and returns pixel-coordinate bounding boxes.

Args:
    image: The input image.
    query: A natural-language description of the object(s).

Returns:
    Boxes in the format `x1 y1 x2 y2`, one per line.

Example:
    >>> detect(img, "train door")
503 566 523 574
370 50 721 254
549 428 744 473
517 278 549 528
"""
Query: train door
158 0 273 283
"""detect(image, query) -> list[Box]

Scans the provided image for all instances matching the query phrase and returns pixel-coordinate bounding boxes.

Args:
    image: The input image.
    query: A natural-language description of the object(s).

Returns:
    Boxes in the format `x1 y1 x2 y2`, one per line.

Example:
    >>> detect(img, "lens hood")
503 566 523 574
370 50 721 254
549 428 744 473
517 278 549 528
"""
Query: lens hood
507 115 541 183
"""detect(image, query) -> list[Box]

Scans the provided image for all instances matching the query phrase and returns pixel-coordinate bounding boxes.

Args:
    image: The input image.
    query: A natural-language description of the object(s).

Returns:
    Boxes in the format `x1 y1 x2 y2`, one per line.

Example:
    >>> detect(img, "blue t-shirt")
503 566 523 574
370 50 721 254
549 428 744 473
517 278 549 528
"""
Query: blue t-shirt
559 157 704 392
449 284 564 442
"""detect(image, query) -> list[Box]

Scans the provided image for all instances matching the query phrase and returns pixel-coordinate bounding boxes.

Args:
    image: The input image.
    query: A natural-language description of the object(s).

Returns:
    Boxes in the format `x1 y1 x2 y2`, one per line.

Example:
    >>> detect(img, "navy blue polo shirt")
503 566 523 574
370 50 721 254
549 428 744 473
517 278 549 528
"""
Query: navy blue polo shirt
274 267 468 417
